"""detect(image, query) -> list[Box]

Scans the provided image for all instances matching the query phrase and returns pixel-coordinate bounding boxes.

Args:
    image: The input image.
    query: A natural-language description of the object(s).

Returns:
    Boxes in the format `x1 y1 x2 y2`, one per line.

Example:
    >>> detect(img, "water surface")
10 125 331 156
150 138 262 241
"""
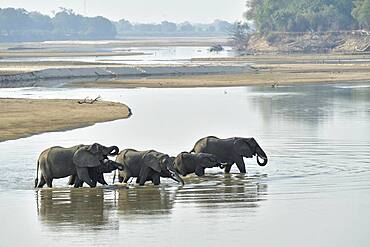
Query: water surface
0 83 369 246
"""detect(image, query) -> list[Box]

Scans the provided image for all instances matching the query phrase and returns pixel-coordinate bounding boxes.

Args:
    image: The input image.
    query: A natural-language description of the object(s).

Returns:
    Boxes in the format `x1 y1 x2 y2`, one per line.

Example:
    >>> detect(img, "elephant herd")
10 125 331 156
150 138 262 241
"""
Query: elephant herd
35 136 268 188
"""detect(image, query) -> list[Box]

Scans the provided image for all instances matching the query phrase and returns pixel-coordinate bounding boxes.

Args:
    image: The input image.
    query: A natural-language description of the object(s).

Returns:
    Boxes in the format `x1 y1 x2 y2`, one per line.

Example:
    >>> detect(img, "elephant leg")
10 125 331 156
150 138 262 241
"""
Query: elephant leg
45 177 53 188
135 177 141 184
152 173 160 185
235 157 246 173
76 167 95 188
74 178 84 188
139 167 151 186
96 173 108 185
123 176 131 183
195 166 205 176
68 175 76 186
37 175 46 188
224 164 233 174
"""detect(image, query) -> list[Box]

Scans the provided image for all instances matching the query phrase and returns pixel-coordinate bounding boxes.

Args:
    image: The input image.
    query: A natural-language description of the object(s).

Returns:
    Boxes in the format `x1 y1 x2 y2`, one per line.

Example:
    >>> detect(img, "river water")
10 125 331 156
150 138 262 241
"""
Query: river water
0 83 370 246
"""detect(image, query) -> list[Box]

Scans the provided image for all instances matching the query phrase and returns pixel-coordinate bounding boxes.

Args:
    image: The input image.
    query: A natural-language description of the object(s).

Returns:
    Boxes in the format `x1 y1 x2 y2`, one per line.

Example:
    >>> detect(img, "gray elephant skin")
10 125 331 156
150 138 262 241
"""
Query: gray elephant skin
191 136 268 173
70 159 124 188
35 143 121 188
115 149 184 186
174 152 222 176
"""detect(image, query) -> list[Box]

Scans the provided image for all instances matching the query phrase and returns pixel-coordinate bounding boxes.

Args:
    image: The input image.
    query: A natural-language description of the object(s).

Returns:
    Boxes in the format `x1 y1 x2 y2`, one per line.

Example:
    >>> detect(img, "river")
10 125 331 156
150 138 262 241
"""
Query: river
0 83 369 246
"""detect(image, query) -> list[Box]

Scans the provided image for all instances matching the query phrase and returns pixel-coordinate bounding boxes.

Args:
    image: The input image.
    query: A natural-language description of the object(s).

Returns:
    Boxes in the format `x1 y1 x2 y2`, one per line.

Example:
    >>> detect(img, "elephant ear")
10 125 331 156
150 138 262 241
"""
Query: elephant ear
73 147 101 168
87 143 100 154
143 153 162 173
233 138 253 157
174 153 187 175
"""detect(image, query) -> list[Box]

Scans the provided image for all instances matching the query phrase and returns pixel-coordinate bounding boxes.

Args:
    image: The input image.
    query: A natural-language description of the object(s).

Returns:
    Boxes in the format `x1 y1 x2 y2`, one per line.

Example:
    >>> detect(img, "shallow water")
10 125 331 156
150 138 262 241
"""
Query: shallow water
0 46 235 65
0 83 370 246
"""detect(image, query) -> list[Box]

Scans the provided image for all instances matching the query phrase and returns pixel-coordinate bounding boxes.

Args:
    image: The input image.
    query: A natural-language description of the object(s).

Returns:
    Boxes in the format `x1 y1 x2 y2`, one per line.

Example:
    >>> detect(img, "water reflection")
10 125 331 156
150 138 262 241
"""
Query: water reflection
36 173 268 231
178 173 267 210
116 186 176 216
249 84 370 127
36 188 120 232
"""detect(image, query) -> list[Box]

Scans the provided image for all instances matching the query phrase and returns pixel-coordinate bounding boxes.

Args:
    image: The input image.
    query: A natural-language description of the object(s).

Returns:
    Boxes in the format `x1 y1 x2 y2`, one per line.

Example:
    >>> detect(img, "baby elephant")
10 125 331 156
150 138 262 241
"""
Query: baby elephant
71 159 123 188
174 152 222 176
115 149 184 186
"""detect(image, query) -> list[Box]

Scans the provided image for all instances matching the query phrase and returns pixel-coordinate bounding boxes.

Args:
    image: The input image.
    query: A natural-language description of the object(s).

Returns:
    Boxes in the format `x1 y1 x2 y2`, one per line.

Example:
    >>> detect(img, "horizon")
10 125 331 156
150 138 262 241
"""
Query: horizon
0 0 246 23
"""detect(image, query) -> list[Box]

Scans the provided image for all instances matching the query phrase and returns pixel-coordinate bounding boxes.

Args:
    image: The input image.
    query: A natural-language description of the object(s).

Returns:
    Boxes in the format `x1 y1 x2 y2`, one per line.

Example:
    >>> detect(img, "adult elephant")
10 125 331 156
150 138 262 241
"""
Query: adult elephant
174 152 222 176
35 143 121 188
191 136 268 173
115 149 184 186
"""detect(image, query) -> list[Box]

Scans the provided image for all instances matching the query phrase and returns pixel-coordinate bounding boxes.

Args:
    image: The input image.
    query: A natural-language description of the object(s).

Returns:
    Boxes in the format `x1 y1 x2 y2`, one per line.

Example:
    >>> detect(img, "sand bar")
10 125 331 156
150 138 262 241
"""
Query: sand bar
0 98 131 142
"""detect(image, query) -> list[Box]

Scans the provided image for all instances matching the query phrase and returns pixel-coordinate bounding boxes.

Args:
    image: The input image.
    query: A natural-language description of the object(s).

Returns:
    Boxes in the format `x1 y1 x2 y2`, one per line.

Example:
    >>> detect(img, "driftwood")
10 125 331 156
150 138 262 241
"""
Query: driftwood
78 96 101 104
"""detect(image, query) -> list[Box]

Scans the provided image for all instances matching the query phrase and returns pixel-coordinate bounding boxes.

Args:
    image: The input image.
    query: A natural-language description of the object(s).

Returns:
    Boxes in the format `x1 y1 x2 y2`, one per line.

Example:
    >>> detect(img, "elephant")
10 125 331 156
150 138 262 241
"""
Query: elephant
70 159 124 188
35 143 121 188
191 136 268 173
174 152 222 176
115 149 184 186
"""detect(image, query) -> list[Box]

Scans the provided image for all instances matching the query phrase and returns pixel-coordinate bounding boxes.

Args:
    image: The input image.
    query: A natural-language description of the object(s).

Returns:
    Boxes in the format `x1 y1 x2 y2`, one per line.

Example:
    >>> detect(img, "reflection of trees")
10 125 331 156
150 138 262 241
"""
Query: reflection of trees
37 188 115 229
116 186 177 216
178 173 267 209
248 84 370 127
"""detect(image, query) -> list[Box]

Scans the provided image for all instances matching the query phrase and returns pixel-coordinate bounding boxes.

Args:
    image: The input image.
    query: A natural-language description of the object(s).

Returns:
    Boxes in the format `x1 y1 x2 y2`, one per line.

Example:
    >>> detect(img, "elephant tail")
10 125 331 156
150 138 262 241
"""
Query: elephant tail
34 160 39 188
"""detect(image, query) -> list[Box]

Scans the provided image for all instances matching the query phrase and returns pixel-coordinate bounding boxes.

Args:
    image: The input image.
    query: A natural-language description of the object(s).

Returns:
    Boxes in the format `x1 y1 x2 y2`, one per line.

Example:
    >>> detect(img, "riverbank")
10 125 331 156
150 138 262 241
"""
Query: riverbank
0 98 131 142
0 65 250 88
71 53 370 88
246 31 370 53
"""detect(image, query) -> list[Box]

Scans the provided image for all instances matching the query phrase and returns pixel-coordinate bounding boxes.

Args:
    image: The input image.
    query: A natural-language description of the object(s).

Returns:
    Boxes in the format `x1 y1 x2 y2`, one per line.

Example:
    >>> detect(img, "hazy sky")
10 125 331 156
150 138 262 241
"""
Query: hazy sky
1 0 246 23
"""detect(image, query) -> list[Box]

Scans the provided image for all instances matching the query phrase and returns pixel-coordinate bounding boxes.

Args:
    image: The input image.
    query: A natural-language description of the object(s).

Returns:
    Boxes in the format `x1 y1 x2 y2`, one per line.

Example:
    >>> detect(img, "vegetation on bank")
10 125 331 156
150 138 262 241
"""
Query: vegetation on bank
245 0 370 33
0 7 234 42
115 19 233 37
0 8 116 41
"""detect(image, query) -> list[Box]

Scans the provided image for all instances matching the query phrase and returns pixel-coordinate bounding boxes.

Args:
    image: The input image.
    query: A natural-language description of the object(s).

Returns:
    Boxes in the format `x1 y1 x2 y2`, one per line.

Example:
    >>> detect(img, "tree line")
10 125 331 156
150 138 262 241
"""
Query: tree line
245 0 370 33
0 8 234 42
115 19 233 37
0 8 116 41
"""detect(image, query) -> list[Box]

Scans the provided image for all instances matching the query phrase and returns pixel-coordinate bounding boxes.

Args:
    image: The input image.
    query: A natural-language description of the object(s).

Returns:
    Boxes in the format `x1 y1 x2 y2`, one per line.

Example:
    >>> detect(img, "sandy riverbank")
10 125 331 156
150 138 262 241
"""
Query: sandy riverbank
0 98 131 142
70 53 370 88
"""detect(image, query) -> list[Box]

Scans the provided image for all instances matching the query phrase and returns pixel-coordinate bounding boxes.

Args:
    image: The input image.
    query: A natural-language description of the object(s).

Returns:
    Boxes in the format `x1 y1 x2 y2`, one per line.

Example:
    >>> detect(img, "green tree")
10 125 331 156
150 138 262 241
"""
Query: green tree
245 0 361 32
230 21 250 51
0 8 32 34
353 0 370 29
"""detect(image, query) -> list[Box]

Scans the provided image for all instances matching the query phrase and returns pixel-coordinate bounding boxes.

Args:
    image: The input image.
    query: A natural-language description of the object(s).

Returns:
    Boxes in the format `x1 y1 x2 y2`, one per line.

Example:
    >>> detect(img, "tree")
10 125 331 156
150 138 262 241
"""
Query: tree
178 22 195 32
52 8 86 34
84 16 116 39
353 0 370 29
230 21 250 51
244 0 361 32
161 21 177 32
0 8 32 34
116 19 133 33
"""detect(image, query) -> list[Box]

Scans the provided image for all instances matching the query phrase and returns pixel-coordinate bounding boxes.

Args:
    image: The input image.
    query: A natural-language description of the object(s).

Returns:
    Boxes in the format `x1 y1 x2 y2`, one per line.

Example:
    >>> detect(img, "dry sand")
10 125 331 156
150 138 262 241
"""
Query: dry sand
71 54 370 88
0 98 131 142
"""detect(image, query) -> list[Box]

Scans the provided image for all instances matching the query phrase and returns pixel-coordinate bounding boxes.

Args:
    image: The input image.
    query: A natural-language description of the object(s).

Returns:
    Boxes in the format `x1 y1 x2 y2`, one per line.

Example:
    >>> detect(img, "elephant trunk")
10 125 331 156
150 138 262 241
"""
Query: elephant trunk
108 146 119 156
170 171 185 185
256 146 268 166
